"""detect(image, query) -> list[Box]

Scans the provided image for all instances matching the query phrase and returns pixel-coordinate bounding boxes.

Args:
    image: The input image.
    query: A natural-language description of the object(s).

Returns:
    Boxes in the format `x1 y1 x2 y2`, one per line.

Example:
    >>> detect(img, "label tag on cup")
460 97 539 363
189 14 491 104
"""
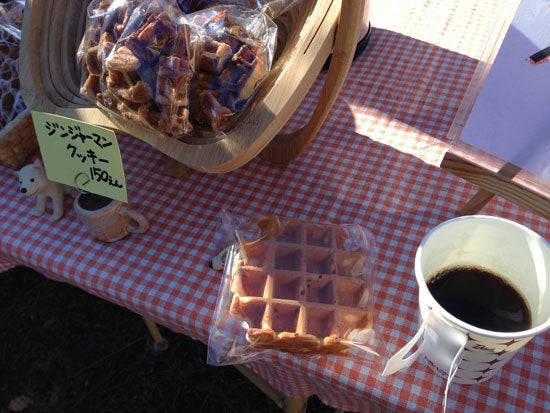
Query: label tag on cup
382 310 467 377
422 311 468 378
382 310 467 412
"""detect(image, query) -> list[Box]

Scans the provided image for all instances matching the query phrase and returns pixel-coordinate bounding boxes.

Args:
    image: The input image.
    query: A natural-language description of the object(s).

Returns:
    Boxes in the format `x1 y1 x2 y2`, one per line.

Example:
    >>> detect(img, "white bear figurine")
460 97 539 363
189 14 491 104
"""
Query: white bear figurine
16 159 75 220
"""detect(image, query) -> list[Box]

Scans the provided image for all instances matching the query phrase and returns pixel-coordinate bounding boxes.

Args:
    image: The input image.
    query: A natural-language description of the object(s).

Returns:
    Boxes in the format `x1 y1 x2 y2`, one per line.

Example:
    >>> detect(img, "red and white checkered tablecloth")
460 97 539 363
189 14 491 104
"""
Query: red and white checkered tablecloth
1 1 548 412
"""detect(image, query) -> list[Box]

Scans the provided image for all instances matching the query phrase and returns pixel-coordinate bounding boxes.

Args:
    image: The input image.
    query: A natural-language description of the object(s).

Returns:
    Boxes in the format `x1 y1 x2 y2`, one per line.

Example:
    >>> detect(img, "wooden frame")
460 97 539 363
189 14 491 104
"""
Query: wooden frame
441 146 549 219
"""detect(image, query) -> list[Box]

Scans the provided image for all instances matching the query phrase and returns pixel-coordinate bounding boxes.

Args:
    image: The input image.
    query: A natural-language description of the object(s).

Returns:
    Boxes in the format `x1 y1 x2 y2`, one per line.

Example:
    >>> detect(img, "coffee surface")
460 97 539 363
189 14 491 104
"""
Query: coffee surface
427 266 531 332
78 193 112 211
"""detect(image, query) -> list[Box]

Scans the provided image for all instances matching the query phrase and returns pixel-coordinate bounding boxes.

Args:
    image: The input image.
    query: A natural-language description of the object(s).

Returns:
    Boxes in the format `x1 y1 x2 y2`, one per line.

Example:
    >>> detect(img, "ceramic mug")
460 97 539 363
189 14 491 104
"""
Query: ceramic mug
383 215 550 385
74 193 149 242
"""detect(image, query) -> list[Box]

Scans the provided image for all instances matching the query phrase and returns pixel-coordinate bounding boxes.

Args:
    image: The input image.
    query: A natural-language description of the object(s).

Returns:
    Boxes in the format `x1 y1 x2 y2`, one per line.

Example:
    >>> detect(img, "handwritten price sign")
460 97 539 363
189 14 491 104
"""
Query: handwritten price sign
31 111 128 203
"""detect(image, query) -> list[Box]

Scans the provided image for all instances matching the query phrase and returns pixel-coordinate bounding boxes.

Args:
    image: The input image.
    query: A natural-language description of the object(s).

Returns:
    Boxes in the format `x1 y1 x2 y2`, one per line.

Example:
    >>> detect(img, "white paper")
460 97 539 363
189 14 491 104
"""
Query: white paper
460 0 550 181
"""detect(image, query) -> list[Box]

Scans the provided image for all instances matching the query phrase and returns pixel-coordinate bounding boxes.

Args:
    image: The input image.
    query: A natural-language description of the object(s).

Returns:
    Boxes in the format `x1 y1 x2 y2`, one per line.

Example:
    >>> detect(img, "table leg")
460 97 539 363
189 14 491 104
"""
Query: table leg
233 364 310 412
456 161 523 215
142 316 169 353
141 320 308 411
283 397 308 413
458 188 498 215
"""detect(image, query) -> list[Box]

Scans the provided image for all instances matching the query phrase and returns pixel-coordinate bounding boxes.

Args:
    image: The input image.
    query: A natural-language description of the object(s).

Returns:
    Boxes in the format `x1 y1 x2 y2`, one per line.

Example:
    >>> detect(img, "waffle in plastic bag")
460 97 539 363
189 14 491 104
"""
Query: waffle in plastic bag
208 212 382 366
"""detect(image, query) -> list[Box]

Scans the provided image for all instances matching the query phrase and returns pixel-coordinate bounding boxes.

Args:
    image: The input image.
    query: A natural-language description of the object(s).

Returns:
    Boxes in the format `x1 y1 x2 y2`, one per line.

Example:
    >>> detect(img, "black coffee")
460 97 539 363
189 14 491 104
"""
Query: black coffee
427 266 531 332
78 193 112 211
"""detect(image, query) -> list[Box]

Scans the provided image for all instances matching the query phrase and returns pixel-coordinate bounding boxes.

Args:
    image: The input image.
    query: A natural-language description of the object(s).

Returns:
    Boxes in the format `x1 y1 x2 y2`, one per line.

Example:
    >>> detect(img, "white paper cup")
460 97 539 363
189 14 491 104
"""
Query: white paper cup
384 215 550 385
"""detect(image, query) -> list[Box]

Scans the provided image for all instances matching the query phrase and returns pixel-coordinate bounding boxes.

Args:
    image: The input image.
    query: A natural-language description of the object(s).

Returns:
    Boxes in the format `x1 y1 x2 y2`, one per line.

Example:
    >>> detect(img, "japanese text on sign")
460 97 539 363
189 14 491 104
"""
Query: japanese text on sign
31 112 127 203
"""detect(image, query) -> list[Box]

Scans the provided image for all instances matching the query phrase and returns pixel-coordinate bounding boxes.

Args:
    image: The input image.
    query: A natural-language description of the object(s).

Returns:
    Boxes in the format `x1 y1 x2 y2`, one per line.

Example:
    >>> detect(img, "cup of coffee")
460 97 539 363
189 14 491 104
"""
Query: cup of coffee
383 215 550 385
74 192 149 242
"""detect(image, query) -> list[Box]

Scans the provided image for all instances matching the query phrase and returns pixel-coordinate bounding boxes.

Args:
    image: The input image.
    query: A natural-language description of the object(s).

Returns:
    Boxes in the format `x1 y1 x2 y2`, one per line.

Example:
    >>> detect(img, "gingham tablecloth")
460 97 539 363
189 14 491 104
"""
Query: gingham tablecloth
1 1 548 412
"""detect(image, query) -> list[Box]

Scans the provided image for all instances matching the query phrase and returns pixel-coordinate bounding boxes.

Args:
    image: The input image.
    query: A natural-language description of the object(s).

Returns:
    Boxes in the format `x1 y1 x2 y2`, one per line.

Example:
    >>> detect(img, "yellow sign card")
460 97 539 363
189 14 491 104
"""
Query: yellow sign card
31 111 128 203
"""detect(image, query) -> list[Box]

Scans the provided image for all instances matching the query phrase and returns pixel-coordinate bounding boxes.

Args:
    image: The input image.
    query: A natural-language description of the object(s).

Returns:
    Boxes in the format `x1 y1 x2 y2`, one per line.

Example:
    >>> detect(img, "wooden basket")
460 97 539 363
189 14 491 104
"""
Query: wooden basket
19 0 365 173
0 109 38 169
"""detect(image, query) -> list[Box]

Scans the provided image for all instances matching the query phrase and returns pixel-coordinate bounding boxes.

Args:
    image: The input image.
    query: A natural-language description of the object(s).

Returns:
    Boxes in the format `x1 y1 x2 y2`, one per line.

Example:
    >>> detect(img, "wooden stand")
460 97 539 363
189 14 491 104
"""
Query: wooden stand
260 0 365 165
19 0 366 174
441 148 549 220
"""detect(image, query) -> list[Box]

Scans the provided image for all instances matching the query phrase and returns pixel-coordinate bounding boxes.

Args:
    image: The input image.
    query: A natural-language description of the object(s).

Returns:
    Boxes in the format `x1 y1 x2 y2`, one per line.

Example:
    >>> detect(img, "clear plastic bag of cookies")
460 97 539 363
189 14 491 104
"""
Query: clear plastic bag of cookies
77 0 143 105
103 1 197 136
78 0 197 137
76 0 304 141
207 211 383 367
187 5 277 133
0 0 26 129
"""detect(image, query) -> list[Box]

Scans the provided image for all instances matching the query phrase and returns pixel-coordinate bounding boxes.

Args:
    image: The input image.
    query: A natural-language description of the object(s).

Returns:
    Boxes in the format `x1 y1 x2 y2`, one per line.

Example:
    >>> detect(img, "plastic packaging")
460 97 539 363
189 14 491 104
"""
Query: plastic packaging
177 1 255 14
103 1 197 136
0 0 26 129
256 0 305 19
78 0 196 136
187 5 276 133
77 0 146 105
77 0 305 140
208 211 381 366
178 1 304 18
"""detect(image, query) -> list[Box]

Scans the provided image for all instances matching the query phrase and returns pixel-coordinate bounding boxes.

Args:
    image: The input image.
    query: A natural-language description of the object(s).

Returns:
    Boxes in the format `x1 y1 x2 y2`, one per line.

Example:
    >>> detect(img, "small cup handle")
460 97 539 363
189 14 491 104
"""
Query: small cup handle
382 310 467 377
382 317 428 376
120 206 149 234
382 310 467 413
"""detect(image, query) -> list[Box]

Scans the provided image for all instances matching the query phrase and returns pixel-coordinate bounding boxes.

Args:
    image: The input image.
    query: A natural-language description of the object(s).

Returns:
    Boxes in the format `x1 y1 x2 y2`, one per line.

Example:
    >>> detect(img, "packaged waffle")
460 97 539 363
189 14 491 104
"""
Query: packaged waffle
186 5 276 133
78 0 198 137
208 212 382 366
77 0 287 140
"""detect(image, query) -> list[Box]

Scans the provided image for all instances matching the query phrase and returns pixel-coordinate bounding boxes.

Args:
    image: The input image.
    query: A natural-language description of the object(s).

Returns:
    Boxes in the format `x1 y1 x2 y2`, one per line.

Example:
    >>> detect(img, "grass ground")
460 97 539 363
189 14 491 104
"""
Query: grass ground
0 267 336 413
